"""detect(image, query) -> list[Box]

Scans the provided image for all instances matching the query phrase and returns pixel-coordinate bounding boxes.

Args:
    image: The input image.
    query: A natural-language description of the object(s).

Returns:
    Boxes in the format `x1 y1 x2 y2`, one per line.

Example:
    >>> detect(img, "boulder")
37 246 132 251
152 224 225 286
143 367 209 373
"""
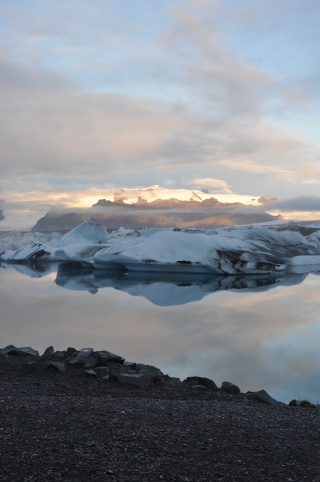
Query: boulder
163 375 181 384
123 361 136 368
115 373 155 387
249 389 285 407
69 354 98 368
135 364 163 377
48 361 66 372
96 350 125 365
66 347 78 357
107 362 136 377
41 346 54 359
84 358 98 369
54 350 67 358
80 348 94 356
0 345 39 357
183 376 218 390
134 364 164 384
221 381 241 394
69 348 98 368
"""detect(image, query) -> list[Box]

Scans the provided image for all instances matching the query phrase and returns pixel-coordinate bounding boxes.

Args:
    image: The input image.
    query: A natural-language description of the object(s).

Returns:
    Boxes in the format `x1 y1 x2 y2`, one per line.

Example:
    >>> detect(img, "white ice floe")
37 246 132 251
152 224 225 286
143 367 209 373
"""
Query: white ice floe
2 218 320 275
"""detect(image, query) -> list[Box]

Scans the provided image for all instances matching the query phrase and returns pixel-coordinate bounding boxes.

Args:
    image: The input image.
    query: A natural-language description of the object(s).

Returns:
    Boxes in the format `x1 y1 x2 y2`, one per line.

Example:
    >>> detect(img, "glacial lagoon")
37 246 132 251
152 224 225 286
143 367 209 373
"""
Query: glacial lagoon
1 263 320 404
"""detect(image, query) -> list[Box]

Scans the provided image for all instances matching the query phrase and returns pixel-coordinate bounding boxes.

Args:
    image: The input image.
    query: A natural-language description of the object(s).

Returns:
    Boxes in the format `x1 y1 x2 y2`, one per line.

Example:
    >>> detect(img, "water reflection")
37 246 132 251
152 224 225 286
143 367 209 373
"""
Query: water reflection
1 263 320 403
1 261 310 306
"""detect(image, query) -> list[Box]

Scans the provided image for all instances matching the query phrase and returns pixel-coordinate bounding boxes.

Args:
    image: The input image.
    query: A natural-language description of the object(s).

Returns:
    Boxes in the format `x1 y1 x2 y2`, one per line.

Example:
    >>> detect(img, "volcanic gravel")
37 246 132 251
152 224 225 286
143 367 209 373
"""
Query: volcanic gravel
1 355 320 481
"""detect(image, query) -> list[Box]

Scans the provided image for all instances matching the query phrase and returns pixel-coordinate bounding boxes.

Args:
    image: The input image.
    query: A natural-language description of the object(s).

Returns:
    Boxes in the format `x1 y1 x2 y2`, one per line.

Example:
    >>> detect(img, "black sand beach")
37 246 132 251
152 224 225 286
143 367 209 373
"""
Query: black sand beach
1 349 320 481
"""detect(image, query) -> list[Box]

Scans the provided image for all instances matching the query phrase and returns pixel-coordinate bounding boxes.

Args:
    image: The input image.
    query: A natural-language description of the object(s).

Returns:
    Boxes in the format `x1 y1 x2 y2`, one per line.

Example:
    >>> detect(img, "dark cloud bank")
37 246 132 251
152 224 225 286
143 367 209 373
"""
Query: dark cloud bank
0 197 4 222
269 196 320 212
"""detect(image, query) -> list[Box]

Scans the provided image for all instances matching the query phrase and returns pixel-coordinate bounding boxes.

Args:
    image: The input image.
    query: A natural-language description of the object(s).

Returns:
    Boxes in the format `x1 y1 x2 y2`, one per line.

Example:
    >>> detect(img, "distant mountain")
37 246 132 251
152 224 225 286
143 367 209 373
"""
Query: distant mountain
97 185 277 207
92 196 223 209
32 187 279 232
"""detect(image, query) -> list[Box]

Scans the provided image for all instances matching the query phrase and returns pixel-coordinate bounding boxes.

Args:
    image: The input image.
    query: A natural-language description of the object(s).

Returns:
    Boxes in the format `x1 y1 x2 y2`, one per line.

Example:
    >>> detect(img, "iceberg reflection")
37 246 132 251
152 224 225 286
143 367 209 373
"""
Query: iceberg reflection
2 261 312 306
57 264 309 305
1 261 311 305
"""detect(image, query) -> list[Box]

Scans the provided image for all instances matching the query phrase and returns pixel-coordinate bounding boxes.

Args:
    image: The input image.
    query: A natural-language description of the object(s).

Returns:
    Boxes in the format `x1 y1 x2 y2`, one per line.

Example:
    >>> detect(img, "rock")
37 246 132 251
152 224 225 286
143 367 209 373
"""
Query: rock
48 361 66 372
221 381 241 394
80 348 94 356
135 364 163 378
66 347 78 357
95 367 110 373
41 346 54 359
107 362 136 377
163 375 181 383
54 350 67 358
0 345 15 353
123 361 136 368
68 356 80 366
0 344 291 411
183 376 218 390
115 373 155 387
69 350 98 368
0 345 39 357
249 390 285 407
84 358 98 369
46 346 121 364
96 350 125 365
289 399 299 406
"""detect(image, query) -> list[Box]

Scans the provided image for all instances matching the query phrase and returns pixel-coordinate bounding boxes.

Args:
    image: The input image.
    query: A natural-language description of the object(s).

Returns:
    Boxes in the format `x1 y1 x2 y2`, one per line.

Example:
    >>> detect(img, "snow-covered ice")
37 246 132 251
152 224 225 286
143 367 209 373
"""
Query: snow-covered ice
1 218 320 276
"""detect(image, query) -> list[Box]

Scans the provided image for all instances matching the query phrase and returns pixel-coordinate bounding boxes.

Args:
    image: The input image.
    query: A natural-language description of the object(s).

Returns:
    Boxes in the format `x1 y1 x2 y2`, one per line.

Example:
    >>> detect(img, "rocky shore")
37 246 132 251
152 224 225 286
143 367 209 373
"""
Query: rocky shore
1 345 320 481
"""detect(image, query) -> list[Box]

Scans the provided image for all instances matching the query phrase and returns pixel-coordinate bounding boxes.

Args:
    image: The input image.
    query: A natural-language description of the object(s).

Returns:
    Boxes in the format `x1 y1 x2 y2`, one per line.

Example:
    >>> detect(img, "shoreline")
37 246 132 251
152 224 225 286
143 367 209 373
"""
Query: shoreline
1 344 317 409
1 344 320 481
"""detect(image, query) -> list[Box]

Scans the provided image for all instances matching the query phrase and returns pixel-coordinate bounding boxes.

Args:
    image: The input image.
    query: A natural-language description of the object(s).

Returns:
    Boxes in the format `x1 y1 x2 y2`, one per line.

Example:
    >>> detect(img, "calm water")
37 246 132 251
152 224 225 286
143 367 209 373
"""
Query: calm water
1 263 320 404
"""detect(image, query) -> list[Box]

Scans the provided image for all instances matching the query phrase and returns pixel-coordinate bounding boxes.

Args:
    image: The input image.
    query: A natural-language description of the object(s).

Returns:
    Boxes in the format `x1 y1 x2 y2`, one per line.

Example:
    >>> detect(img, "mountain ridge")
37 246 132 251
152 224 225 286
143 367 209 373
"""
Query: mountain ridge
101 185 277 207
32 190 279 232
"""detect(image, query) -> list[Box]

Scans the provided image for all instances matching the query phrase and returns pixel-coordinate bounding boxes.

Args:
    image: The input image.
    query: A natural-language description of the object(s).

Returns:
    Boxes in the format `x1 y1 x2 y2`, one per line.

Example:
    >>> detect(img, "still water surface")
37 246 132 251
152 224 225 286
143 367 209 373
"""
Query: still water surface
1 263 320 404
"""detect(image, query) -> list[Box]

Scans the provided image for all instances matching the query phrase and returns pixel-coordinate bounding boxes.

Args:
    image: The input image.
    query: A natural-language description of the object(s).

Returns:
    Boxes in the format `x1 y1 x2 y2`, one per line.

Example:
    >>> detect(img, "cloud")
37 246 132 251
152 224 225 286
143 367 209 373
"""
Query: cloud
168 3 274 119
218 159 295 177
262 196 320 221
0 52 316 190
0 57 190 178
0 0 320 204
266 196 320 212
185 177 233 194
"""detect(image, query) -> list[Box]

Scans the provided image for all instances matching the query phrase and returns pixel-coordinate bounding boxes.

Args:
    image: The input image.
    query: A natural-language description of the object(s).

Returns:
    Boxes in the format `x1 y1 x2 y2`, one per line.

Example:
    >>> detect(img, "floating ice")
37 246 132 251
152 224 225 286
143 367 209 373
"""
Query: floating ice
2 218 320 275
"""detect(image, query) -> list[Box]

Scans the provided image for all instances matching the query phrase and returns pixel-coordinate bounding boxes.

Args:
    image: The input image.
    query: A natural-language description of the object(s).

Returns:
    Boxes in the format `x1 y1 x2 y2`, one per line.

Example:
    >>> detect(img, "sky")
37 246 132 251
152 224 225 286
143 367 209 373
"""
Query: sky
1 0 320 229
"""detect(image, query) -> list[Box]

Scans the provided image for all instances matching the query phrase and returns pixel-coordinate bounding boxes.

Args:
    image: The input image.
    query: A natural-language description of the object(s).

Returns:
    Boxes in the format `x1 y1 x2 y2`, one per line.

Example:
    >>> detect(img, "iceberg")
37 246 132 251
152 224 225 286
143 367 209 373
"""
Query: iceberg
1 218 320 275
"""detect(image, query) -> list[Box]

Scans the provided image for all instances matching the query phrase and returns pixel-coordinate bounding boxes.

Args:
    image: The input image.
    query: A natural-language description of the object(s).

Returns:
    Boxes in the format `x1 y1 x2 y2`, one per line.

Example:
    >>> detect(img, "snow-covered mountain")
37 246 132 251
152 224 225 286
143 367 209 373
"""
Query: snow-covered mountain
32 185 278 232
104 185 277 206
